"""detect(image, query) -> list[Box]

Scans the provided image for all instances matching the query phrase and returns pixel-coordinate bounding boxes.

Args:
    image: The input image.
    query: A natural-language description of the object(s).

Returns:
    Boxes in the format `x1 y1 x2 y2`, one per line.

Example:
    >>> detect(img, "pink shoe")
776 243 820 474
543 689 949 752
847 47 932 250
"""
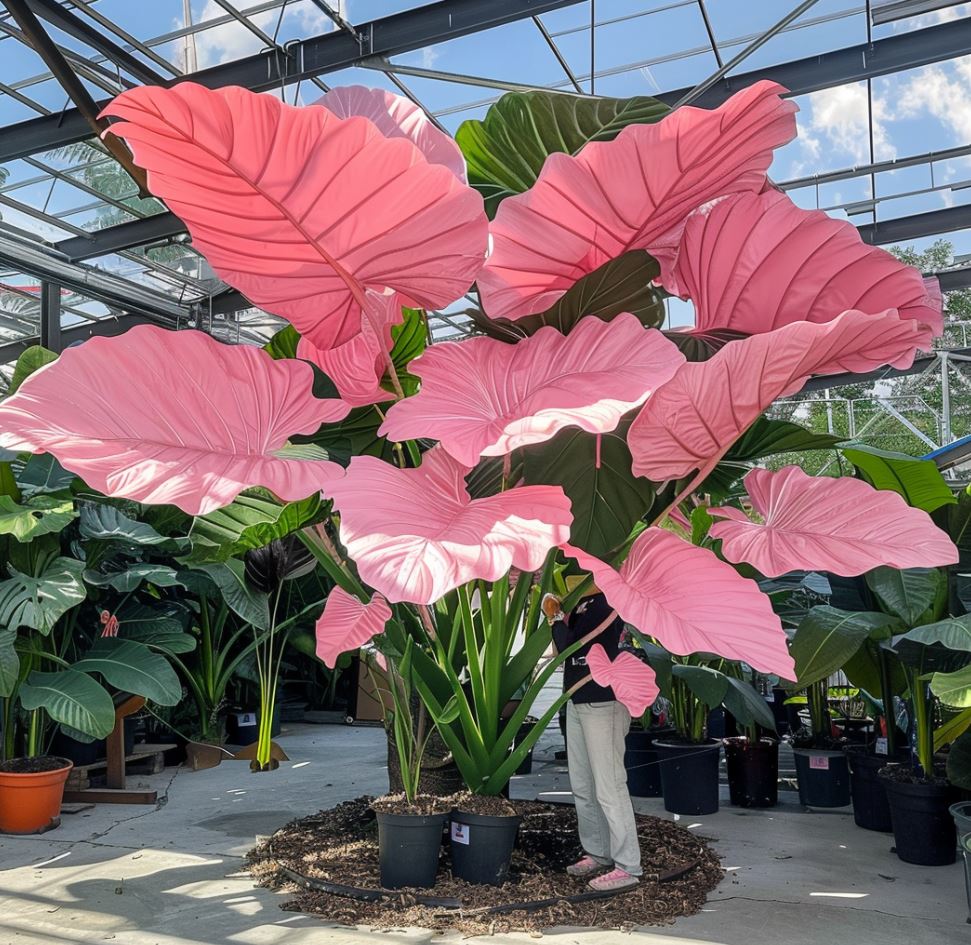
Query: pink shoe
566 855 607 877
588 867 639 891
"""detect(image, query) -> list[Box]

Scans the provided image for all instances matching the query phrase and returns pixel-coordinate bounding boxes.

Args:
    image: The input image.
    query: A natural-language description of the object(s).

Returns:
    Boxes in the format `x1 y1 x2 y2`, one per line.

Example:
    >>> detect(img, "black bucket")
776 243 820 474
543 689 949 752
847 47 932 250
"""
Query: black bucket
449 810 521 885
724 737 778 808
655 739 721 815
375 811 446 888
883 777 957 866
845 749 894 832
624 728 664 798
792 748 851 808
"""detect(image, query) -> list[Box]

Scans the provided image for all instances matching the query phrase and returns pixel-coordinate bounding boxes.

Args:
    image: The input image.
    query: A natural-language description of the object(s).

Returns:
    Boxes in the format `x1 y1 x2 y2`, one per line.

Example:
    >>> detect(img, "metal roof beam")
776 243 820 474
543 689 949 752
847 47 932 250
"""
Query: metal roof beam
857 204 971 245
0 312 159 364
57 214 188 262
0 0 585 163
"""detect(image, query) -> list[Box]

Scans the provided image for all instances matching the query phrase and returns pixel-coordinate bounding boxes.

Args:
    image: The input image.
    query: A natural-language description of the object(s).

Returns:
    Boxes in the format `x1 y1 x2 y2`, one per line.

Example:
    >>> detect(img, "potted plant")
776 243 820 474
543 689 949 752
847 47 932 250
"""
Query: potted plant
722 668 780 809
624 705 673 798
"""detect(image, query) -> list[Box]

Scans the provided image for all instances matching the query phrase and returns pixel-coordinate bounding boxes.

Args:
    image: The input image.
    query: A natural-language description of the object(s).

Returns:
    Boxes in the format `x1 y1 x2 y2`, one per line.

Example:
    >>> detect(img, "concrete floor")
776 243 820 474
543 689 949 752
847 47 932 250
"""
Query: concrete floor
0 723 966 945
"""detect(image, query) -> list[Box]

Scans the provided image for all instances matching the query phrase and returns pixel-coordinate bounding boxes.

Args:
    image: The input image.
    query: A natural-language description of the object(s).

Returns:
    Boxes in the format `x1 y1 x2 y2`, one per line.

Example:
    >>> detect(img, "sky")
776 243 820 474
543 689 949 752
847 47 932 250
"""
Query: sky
2 0 971 328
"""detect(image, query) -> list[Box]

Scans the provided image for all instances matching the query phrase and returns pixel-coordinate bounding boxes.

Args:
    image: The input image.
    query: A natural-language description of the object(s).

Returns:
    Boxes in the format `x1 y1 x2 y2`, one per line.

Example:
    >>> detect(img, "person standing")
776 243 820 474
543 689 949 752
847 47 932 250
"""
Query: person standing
546 586 642 891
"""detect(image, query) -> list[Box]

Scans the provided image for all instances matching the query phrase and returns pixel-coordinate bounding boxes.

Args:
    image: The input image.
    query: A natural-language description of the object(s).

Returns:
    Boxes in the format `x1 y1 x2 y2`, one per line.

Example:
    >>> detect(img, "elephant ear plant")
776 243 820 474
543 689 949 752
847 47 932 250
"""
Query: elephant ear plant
0 79 960 827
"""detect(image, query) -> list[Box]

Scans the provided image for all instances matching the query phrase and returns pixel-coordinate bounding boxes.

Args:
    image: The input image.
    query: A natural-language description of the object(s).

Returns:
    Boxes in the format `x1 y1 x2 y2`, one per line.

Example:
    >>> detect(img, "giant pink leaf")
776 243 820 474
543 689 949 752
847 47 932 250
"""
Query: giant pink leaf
315 85 467 181
378 313 684 465
586 645 659 717
101 83 487 350
563 529 794 678
709 466 959 577
0 326 347 515
661 191 942 337
477 80 797 320
315 587 392 669
628 308 926 482
324 447 573 604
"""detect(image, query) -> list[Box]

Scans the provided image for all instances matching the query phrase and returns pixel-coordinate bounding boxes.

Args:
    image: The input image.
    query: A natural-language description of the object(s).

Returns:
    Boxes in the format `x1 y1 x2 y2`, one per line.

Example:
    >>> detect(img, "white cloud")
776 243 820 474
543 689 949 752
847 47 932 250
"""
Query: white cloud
896 54 971 143
890 1 971 30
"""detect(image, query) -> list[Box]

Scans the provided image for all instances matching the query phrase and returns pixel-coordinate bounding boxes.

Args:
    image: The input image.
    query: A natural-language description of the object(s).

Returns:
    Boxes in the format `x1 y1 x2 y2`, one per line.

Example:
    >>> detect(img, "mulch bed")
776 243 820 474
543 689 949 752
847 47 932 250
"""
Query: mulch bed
246 796 724 934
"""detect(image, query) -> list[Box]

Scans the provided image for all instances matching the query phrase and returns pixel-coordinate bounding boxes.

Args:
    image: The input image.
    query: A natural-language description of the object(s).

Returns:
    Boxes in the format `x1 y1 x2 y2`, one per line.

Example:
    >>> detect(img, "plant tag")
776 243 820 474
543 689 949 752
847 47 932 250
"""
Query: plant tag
809 754 829 770
875 737 888 756
236 712 256 725
450 822 470 845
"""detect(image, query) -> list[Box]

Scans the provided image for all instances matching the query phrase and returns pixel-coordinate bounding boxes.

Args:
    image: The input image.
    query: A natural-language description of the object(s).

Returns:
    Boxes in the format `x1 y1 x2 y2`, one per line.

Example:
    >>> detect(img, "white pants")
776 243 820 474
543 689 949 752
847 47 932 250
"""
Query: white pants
566 700 642 875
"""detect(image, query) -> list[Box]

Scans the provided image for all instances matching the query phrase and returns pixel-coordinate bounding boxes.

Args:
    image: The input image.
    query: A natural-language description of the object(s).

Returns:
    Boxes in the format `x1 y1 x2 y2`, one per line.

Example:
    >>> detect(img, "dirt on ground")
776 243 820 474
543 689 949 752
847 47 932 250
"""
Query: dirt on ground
246 796 724 934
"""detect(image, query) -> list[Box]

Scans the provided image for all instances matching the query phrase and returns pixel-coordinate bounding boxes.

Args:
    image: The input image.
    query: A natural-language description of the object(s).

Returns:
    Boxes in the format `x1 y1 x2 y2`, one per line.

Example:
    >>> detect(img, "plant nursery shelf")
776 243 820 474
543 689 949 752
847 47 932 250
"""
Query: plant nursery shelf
63 742 175 802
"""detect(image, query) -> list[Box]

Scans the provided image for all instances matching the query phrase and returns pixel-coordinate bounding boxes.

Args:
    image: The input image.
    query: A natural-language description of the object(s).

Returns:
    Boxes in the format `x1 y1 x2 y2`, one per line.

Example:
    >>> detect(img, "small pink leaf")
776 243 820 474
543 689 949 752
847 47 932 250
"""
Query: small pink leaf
586 644 659 717
0 326 348 515
378 313 684 465
661 191 942 337
315 85 467 181
562 529 795 678
315 587 392 669
478 81 797 320
102 83 487 350
325 447 573 604
629 308 926 482
709 466 959 577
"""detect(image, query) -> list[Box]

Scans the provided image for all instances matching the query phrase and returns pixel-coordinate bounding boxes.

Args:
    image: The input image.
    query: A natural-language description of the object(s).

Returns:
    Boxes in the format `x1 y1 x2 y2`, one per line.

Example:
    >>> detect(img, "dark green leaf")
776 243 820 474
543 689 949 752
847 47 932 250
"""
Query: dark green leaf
671 664 730 710
0 494 76 542
0 553 85 633
866 567 943 624
662 328 745 362
196 560 270 629
946 730 971 788
78 503 173 546
844 445 956 512
8 345 57 396
74 639 181 705
12 453 76 497
20 668 115 738
722 676 777 730
83 563 184 592
0 628 19 697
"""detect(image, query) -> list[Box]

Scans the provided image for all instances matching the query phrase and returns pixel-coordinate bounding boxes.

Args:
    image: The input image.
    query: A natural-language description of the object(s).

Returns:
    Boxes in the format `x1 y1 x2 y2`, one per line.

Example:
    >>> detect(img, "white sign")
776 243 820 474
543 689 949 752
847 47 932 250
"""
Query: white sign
809 755 830 770
875 737 888 756
450 822 470 845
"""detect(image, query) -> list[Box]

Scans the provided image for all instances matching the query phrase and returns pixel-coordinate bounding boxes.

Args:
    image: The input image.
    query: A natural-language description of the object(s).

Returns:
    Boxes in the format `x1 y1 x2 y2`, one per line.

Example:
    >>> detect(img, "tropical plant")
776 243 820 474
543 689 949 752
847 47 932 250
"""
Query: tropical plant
0 80 961 797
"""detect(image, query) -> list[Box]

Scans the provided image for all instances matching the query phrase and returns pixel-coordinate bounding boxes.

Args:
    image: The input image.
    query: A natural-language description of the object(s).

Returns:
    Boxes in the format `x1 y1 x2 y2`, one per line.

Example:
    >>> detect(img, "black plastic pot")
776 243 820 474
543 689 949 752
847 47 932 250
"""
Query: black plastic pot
882 775 957 866
449 809 521 885
226 705 280 745
845 749 893 832
655 739 721 815
624 727 669 798
375 810 446 888
51 717 137 766
792 748 851 808
724 737 778 808
770 688 792 736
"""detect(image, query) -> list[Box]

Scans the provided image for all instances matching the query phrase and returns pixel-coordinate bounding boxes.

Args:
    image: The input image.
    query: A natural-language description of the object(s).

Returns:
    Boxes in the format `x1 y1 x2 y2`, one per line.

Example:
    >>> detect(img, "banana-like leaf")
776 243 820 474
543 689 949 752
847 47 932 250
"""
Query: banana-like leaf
936 706 971 751
20 668 115 738
930 662 971 707
195 560 270 630
74 638 181 705
0 553 85 633
865 567 944 625
722 676 777 731
844 446 956 512
83 563 184 592
671 663 730 709
0 494 76 542
78 502 174 546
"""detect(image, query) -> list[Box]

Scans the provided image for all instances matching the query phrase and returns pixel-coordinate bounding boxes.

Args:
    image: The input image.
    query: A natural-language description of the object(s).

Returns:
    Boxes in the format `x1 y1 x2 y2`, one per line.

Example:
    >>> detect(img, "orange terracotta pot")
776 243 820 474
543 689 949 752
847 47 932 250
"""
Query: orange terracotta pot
0 758 73 834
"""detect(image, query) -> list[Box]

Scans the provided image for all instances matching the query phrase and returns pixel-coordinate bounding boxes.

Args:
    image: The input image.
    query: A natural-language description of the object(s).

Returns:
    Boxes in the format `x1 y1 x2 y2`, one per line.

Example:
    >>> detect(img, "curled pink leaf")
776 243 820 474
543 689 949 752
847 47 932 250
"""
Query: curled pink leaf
101 83 486 350
325 447 573 604
478 80 797 320
585 644 659 717
709 466 959 577
378 313 684 465
628 308 926 483
0 326 348 515
661 191 942 337
315 587 392 669
562 529 795 678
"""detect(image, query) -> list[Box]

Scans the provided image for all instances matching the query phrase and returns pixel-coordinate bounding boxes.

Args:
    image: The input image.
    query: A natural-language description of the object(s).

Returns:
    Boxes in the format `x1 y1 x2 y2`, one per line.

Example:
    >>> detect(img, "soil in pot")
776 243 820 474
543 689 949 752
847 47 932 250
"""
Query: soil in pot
724 737 778 808
792 746 851 808
880 765 957 866
448 793 520 886
0 756 73 834
371 794 450 889
655 739 721 815
845 747 895 832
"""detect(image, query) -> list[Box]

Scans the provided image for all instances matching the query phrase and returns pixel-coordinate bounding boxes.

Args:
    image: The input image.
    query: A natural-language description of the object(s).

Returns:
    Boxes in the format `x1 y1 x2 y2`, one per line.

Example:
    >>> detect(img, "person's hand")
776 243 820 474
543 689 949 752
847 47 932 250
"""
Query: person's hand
542 593 565 624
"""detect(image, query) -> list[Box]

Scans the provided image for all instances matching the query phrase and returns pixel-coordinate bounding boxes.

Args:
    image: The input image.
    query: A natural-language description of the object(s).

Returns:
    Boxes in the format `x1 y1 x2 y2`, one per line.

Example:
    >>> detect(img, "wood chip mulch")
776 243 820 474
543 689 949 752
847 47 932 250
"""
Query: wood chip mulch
246 796 724 934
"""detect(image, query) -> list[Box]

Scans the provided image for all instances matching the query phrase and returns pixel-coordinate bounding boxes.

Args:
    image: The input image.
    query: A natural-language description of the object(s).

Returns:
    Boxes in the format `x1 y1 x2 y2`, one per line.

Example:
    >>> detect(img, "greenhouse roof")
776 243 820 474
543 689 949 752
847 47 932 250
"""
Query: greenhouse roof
2 0 971 381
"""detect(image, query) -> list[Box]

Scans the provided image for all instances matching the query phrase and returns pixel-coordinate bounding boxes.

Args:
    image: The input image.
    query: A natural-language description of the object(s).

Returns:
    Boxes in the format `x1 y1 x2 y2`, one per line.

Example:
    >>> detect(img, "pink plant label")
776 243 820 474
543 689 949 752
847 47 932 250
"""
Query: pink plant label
809 755 830 770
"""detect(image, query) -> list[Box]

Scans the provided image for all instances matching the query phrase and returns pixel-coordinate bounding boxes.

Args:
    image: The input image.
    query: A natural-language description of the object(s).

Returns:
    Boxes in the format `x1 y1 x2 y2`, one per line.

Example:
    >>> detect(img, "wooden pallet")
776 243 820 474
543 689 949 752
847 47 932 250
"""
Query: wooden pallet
65 743 175 792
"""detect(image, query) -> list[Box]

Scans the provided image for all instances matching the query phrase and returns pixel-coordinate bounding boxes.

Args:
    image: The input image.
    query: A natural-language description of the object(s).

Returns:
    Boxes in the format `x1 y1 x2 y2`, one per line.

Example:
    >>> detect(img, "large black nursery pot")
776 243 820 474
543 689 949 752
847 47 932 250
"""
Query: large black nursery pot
624 727 672 798
375 810 447 888
845 748 894 832
792 747 850 808
655 738 721 815
881 773 956 866
449 809 521 885
724 737 778 808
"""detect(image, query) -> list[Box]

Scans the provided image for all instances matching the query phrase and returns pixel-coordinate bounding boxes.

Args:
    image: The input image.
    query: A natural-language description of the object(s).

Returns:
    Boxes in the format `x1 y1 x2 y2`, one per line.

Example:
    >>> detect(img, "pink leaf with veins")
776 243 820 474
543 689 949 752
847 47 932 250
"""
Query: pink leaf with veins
324 447 573 604
101 83 486 350
378 313 684 465
0 325 347 515
586 644 659 717
477 80 797 321
628 308 926 483
660 190 942 337
562 529 795 678
315 587 392 669
314 85 467 181
709 466 958 577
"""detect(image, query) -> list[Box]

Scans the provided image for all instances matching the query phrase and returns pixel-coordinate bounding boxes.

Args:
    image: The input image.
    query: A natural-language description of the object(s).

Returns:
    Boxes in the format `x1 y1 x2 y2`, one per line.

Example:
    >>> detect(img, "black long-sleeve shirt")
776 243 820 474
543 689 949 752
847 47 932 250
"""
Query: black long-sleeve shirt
551 592 624 704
